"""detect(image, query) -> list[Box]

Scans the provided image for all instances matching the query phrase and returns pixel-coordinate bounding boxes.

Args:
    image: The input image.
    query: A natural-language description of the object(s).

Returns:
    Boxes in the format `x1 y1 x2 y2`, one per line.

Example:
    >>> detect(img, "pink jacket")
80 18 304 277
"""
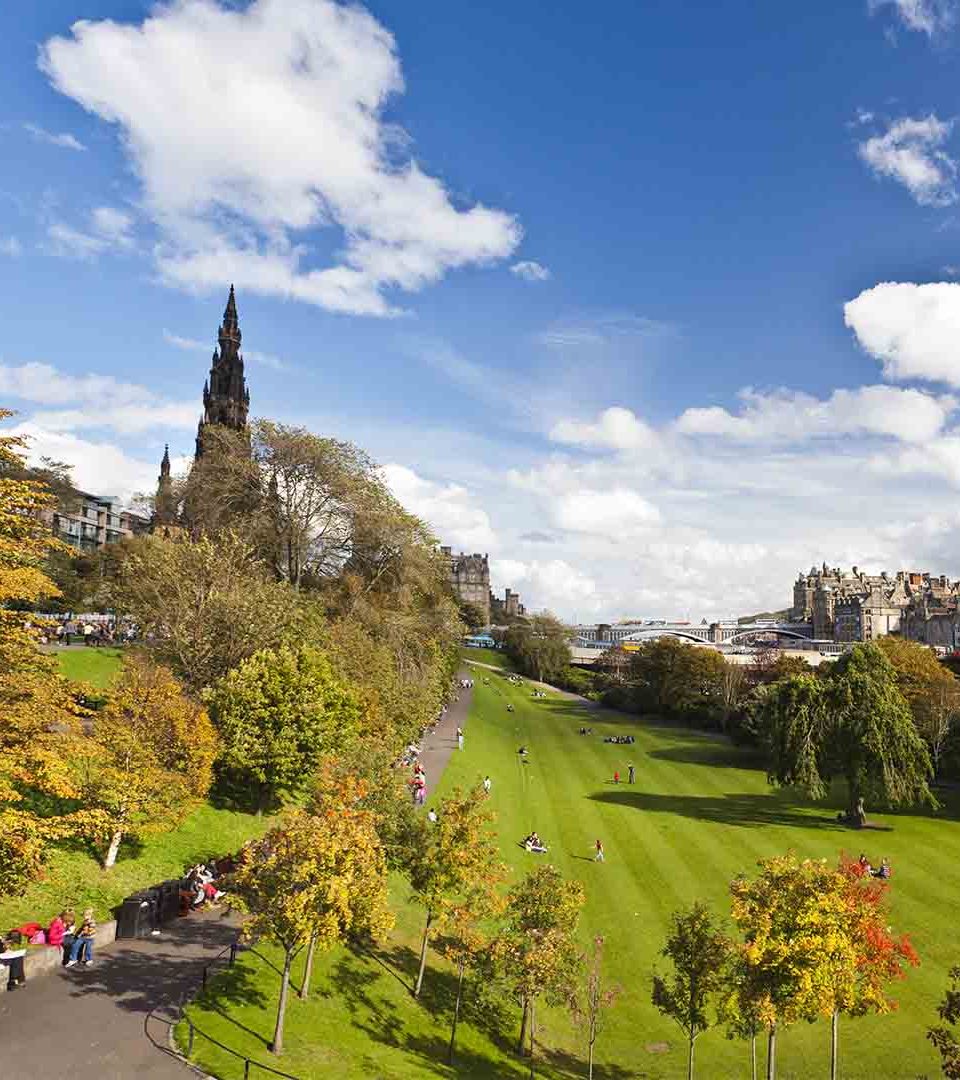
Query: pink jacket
47 917 65 948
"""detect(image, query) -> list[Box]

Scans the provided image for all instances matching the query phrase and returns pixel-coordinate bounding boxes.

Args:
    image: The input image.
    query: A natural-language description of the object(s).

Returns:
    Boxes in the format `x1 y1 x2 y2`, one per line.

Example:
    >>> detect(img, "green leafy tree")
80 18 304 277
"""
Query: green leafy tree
231 805 392 1055
493 864 586 1072
570 935 622 1080
208 645 361 814
622 637 727 722
763 644 935 822
407 785 503 998
111 531 300 691
652 902 731 1080
929 965 960 1078
504 613 571 684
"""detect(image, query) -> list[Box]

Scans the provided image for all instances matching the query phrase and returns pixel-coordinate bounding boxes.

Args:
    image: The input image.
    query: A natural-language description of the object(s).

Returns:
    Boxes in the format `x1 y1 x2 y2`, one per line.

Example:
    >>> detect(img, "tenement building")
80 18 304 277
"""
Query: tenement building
443 547 491 625
45 492 148 552
791 564 960 646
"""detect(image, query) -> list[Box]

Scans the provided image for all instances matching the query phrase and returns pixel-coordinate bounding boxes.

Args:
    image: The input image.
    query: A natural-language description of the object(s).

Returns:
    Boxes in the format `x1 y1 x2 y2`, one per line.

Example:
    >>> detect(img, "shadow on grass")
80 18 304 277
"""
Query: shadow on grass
540 1044 658 1079
648 743 765 770
588 789 849 830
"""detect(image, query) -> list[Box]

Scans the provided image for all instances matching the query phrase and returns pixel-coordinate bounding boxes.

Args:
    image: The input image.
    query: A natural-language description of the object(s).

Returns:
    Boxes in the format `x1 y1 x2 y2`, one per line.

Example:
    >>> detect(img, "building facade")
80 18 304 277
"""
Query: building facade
46 493 149 552
442 547 491 624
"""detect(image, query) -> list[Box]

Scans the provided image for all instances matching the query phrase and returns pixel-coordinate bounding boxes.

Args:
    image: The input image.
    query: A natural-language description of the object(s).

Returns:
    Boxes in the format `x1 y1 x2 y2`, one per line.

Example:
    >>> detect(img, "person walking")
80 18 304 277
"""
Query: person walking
613 770 620 784
594 839 604 863
457 726 464 750
628 764 636 784
483 775 491 793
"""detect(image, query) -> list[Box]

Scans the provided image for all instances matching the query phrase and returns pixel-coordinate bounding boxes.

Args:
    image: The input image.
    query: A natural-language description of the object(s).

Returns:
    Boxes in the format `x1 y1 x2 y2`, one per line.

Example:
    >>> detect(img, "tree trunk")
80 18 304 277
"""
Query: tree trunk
518 998 528 1055
846 777 861 826
750 1033 757 1080
271 951 293 1055
528 996 536 1080
830 1010 838 1080
588 1034 595 1080
766 1024 776 1080
299 931 317 1000
103 828 124 869
688 1033 695 1080
413 910 432 998
447 960 465 1064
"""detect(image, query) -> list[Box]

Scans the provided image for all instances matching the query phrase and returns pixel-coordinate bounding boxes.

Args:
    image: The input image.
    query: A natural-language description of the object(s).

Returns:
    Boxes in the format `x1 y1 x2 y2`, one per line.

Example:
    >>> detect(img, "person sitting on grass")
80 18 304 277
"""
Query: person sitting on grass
66 910 96 967
873 857 891 879
524 832 548 854
0 932 27 990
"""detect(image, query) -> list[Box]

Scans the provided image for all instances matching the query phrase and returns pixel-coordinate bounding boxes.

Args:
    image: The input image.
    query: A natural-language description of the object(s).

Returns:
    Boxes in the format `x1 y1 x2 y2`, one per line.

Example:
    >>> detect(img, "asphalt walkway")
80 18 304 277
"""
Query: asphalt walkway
0 906 237 1079
415 668 475 798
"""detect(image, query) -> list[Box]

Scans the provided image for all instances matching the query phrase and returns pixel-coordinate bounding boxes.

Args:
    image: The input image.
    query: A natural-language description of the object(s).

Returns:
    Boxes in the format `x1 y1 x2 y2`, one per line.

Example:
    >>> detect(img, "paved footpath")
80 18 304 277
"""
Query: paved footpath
416 668 474 797
0 906 237 1079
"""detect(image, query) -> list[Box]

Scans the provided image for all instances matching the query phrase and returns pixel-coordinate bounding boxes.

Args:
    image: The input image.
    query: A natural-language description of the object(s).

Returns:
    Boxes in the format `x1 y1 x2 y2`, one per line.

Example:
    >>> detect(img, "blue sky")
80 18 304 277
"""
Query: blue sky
5 0 960 619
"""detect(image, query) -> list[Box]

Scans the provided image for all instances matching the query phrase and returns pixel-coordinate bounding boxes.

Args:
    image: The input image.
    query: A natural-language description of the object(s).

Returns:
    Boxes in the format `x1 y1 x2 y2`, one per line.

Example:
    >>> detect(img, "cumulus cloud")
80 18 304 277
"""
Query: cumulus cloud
553 488 661 535
40 0 520 316
844 281 960 386
24 122 86 151
0 361 195 434
380 462 497 550
550 406 658 451
510 260 551 282
675 385 954 444
869 0 957 36
45 206 134 259
858 115 957 206
489 558 599 616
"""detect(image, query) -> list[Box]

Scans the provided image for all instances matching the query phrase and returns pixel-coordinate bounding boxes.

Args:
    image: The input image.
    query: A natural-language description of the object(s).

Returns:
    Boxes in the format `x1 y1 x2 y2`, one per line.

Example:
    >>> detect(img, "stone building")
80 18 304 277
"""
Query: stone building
442 547 491 625
45 492 148 552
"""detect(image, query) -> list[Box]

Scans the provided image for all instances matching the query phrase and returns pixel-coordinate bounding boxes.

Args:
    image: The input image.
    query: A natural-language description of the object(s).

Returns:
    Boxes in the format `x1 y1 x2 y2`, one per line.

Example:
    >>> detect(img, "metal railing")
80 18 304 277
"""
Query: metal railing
175 939 302 1080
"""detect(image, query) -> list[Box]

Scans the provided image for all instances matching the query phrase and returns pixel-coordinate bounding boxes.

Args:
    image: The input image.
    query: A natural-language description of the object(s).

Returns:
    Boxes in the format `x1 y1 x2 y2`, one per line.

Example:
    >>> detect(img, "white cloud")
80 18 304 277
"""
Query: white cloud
510 260 551 282
675 385 954 444
0 237 22 257
550 406 658 451
380 462 497 551
844 281 960 385
24 122 86 151
869 0 957 37
0 361 195 434
858 115 957 206
45 205 135 260
489 558 599 617
535 314 674 351
40 0 520 316
553 488 661 535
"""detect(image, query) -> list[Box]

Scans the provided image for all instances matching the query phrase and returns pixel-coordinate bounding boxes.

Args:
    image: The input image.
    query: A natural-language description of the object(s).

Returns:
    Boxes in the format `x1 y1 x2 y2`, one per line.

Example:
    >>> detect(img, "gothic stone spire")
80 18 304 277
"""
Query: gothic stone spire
153 444 177 527
195 285 250 458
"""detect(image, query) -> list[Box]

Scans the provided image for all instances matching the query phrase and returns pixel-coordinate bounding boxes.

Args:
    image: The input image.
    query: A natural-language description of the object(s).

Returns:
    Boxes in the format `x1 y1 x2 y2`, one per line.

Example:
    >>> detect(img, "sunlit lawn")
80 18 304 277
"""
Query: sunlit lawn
180 673 956 1078
460 646 513 670
55 645 125 688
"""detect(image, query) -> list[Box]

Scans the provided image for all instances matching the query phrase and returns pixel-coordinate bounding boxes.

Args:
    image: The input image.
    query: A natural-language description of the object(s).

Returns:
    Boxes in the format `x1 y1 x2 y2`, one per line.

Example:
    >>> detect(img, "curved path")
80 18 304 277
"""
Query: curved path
0 905 238 1078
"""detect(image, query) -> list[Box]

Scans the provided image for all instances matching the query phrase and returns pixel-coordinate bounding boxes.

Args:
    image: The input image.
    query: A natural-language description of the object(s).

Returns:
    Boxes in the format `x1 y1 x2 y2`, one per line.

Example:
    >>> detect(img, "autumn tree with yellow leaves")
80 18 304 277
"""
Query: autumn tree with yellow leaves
230 799 392 1055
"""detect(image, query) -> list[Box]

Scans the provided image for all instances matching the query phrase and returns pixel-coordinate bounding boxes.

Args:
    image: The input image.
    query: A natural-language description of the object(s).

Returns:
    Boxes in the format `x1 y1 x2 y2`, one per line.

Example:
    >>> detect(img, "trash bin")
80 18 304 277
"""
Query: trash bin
116 889 160 939
158 880 181 925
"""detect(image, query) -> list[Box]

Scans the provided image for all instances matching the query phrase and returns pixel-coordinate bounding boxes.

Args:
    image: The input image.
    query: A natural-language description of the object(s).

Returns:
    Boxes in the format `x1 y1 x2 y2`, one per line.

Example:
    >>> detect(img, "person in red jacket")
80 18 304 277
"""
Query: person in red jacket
47 911 67 949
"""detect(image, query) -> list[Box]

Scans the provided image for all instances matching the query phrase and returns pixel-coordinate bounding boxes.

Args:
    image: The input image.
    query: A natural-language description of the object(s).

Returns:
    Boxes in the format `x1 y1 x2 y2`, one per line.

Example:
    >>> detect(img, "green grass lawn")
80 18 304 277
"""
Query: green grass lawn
179 675 956 1079
460 646 514 670
55 645 125 688
0 803 272 932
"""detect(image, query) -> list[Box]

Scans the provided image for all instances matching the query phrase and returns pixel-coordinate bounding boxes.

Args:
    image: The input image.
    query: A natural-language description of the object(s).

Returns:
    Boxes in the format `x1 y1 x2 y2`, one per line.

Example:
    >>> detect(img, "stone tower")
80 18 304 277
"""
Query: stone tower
195 285 250 458
442 546 491 625
153 443 177 528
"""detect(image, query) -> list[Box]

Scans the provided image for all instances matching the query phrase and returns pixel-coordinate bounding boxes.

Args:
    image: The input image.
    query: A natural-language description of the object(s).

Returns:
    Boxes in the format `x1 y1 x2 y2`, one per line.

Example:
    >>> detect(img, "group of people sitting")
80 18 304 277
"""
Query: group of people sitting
0 908 99 988
857 854 892 879
522 832 548 854
578 727 594 735
409 761 428 805
181 862 226 914
531 689 546 698
604 735 636 745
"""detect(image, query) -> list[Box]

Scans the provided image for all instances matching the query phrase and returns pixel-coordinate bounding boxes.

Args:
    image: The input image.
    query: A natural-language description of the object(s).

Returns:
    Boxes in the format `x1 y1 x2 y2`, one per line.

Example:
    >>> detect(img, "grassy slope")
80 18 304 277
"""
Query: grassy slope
182 673 953 1079
55 646 125 688
460 646 514 670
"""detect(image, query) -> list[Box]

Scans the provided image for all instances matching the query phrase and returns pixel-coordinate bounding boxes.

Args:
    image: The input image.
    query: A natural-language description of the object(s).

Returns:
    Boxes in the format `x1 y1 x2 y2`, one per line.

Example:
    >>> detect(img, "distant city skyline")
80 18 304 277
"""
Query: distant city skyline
6 1 960 619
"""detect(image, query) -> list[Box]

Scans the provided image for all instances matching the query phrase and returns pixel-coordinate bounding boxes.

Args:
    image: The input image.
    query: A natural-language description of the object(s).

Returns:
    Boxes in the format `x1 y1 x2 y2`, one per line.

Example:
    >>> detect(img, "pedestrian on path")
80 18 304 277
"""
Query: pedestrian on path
595 839 604 863
613 770 620 784
483 775 491 793
628 764 636 784
457 726 464 750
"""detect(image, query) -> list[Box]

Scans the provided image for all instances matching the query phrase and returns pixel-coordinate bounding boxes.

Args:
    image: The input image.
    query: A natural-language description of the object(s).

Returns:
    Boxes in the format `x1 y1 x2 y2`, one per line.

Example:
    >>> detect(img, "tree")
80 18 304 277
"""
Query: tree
406 785 503 998
504 613 571 684
110 531 300 692
230 805 392 1055
728 855 852 1080
929 965 960 1078
763 644 935 822
878 636 960 777
596 644 630 685
458 598 488 632
830 855 918 1080
652 902 731 1080
621 637 726 723
570 935 621 1080
208 645 361 814
493 864 586 1072
51 658 218 867
719 660 747 732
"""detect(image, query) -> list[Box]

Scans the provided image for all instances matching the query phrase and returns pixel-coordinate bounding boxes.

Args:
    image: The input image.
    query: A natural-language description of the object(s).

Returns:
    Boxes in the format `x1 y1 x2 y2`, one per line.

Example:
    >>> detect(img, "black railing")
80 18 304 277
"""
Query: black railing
174 939 302 1080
